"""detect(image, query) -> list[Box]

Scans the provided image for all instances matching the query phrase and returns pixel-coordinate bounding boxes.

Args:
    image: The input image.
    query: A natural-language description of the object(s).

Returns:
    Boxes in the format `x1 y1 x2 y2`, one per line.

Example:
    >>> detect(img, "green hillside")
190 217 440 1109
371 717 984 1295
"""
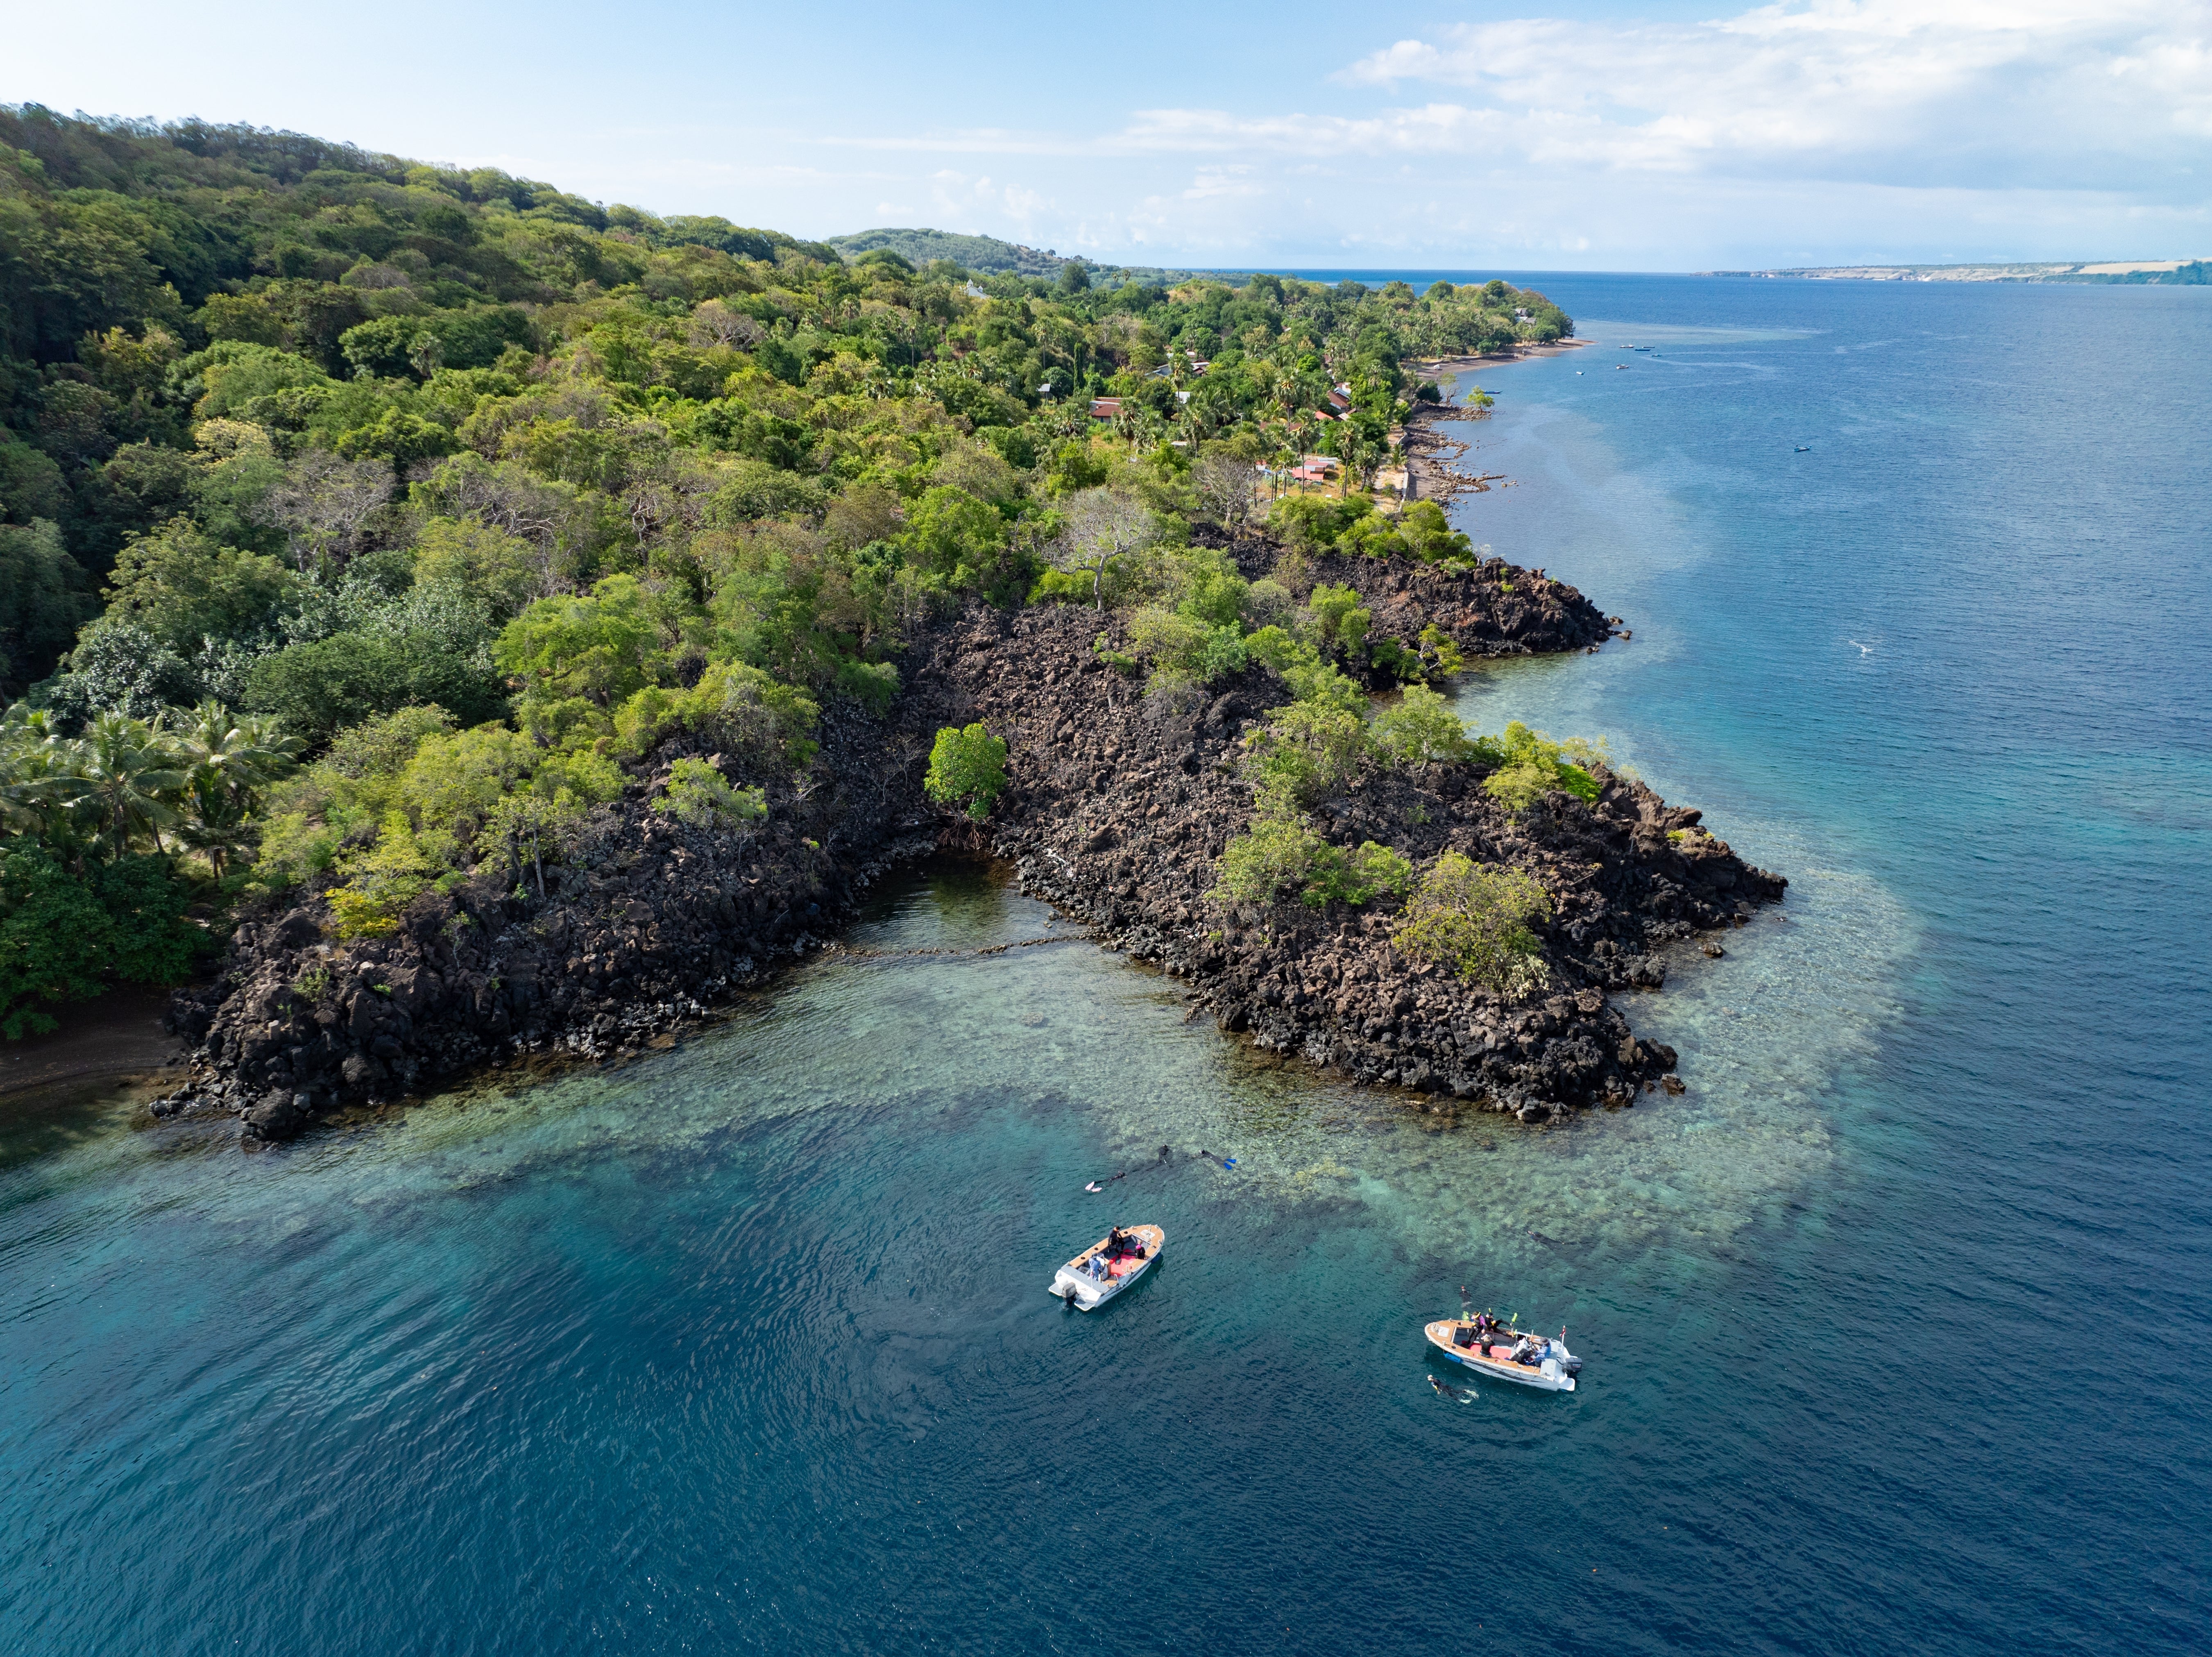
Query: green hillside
0 102 1567 1037
828 227 1067 278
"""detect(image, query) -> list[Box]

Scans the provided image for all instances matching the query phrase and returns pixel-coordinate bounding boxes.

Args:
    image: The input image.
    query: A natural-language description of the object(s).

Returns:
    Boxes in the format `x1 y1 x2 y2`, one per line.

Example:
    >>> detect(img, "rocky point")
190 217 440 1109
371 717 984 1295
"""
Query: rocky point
160 540 1781 1143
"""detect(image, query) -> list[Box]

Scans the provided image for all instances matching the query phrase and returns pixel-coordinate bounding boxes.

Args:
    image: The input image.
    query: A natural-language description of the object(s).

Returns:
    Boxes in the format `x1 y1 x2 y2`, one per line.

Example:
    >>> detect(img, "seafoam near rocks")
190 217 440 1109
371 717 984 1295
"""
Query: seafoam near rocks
161 546 1781 1142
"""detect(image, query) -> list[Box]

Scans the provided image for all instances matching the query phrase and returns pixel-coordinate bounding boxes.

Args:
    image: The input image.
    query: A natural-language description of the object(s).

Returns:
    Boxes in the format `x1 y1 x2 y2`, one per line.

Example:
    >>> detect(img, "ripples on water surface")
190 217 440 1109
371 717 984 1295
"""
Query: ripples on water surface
3 277 2206 1654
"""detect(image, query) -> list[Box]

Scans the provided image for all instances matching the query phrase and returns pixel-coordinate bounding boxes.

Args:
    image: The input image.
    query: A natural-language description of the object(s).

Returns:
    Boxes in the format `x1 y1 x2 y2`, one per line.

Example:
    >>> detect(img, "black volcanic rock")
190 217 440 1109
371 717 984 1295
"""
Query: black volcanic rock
160 550 1781 1141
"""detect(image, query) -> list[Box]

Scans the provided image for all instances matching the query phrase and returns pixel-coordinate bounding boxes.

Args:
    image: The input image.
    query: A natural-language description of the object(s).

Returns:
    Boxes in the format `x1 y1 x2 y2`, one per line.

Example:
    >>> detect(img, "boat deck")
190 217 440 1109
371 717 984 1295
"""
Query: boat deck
1423 1318 1575 1389
1061 1224 1163 1280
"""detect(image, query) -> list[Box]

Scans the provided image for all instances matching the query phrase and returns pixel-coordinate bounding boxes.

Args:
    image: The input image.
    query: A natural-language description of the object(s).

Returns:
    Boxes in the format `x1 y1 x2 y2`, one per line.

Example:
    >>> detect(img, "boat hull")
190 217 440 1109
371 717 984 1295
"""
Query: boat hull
1423 1320 1577 1391
1049 1224 1164 1312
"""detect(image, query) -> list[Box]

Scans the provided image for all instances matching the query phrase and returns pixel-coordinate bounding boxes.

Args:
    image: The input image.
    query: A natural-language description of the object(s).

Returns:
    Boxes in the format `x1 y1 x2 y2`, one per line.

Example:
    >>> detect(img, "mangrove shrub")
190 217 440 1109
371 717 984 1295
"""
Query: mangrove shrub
925 723 1008 822
1392 851 1551 995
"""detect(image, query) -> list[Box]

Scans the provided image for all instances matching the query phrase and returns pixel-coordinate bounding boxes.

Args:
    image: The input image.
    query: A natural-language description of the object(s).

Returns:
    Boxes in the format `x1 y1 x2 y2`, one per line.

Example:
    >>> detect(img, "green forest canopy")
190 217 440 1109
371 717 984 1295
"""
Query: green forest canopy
827 228 1071 279
0 102 1573 1035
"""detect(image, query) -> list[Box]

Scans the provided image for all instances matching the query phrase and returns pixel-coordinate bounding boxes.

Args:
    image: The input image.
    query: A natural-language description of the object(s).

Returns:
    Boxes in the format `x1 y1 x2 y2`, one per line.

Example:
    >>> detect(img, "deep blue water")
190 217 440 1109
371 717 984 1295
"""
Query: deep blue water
4 277 2208 1654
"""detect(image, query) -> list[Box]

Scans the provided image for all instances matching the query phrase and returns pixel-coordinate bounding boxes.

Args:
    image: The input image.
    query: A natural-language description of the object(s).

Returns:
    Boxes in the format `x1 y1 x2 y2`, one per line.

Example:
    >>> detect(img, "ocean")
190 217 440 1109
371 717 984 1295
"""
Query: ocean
2 275 2206 1654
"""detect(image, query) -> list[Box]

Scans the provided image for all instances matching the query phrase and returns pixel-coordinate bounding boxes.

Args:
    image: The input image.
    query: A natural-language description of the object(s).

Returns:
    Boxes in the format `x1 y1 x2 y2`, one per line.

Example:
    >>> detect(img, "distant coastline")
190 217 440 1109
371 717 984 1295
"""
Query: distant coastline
1413 339 1588 376
1705 259 2208 286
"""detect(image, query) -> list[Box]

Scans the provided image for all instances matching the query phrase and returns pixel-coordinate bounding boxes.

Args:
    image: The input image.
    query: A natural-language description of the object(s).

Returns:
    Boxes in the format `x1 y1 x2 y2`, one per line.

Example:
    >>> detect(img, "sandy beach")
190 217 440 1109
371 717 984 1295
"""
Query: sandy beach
0 985 186 1108
1412 338 1589 378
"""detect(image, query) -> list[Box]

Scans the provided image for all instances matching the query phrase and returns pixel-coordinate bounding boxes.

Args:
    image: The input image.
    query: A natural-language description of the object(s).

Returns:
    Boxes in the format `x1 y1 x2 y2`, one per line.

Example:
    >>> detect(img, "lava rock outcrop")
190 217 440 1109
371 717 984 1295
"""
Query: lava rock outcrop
160 549 1779 1143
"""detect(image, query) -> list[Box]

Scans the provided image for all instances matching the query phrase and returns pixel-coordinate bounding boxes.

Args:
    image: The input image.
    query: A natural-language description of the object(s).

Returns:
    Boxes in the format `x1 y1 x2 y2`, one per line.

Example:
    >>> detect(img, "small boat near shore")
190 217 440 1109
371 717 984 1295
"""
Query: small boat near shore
1424 1318 1581 1391
1049 1224 1163 1311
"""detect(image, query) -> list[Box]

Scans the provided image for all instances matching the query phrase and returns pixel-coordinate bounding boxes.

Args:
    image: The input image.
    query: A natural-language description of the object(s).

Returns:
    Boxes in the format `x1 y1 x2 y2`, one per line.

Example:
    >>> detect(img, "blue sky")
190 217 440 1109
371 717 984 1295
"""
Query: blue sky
9 1 2208 269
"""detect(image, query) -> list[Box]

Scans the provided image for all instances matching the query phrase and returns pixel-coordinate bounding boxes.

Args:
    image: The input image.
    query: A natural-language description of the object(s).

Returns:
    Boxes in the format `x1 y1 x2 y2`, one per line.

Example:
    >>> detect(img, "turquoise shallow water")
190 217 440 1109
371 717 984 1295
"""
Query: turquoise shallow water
3 277 2207 1654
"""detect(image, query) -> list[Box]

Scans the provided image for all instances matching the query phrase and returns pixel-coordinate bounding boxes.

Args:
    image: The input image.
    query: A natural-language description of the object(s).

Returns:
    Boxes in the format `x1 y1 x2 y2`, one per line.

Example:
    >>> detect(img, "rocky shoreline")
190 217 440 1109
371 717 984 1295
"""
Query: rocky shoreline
159 544 1780 1144
1402 399 1517 508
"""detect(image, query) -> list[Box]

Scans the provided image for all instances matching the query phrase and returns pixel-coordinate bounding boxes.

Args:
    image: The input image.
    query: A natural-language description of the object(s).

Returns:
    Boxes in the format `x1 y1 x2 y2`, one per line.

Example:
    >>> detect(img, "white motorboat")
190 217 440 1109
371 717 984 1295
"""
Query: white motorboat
1424 1318 1581 1391
1049 1224 1163 1311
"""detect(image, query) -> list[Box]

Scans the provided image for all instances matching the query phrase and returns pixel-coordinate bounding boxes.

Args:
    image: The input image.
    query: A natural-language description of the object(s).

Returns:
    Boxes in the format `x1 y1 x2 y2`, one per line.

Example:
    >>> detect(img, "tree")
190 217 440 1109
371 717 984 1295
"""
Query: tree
1192 453 1261 539
399 724 535 844
0 704 70 835
54 713 186 860
688 300 766 349
699 661 820 769
98 518 297 654
253 449 395 571
246 632 495 748
494 574 661 710
1324 413 1384 498
903 485 1012 592
1304 582 1372 656
1392 851 1552 996
924 722 1007 821
0 844 115 1037
478 791 588 899
172 701 301 878
1047 488 1156 610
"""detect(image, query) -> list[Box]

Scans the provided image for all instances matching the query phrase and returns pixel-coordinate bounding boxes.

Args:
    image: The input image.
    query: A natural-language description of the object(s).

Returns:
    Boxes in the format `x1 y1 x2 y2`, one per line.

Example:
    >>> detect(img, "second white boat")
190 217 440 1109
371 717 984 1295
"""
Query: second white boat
1424 1318 1582 1391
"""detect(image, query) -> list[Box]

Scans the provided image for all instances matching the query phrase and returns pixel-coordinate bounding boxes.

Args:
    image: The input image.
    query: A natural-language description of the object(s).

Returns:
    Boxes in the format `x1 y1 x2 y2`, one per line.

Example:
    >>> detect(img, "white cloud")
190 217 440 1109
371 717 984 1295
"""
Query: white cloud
922 170 1055 235
1330 1 2212 188
514 3 2211 266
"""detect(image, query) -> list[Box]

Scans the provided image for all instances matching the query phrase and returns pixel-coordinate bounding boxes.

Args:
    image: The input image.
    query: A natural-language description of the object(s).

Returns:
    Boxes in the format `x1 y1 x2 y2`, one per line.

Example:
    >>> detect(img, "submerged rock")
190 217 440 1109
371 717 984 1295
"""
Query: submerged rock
242 1090 309 1144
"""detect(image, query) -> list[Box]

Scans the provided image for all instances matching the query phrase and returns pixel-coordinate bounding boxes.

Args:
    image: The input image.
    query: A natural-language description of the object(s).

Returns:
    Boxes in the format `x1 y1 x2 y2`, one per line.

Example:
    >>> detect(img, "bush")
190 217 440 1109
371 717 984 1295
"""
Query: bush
1127 605 1247 689
1211 814 1412 909
1317 839 1414 907
652 757 766 828
1416 624 1466 679
1305 583 1371 654
1267 492 1373 549
1242 701 1367 809
1477 721 1600 812
1392 851 1551 994
1028 567 1095 606
1241 577 1294 631
1242 627 1366 717
701 661 820 768
1212 814 1326 906
1369 637 1423 682
249 705 453 890
1171 549 1249 629
1092 633 1138 675
835 657 900 713
1369 685 1471 765
924 722 1008 821
323 810 451 939
1397 501 1473 563
0 845 206 1037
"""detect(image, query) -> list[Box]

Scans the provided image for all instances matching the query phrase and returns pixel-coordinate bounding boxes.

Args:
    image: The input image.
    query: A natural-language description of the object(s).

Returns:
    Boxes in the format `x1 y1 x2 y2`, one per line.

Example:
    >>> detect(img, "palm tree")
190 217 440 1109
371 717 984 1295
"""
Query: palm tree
0 703 66 835
54 713 186 862
172 702 301 878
